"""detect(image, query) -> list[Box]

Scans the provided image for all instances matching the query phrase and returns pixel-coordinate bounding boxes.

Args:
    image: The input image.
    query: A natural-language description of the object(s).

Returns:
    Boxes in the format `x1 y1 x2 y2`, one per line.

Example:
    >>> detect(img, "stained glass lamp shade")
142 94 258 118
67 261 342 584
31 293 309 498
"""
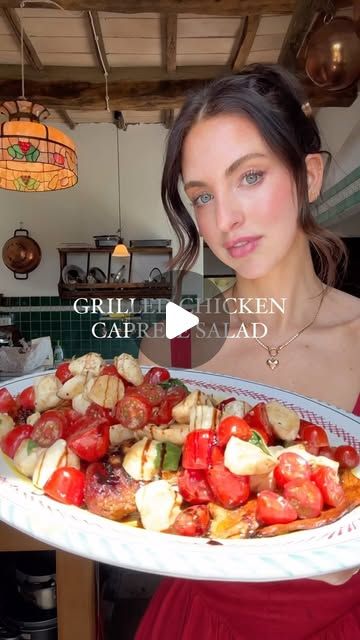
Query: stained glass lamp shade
0 100 78 192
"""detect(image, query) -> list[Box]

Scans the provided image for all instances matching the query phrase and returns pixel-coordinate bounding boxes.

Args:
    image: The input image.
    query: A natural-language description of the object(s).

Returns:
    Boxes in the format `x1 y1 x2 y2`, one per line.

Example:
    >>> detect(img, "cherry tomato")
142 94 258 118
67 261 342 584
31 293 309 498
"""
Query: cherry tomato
299 422 329 451
283 479 324 519
32 410 66 447
68 417 110 462
182 430 214 470
57 407 82 439
114 395 152 430
126 383 165 407
172 505 210 537
216 397 236 412
0 388 17 416
311 466 345 507
274 452 311 489
144 367 170 385
166 385 188 407
55 362 73 384
318 446 336 460
256 490 298 525
151 398 173 425
17 386 35 411
207 463 250 509
1 424 33 458
86 402 115 425
334 445 360 470
178 469 214 505
244 403 274 445
44 467 85 506
209 445 224 467
216 416 252 448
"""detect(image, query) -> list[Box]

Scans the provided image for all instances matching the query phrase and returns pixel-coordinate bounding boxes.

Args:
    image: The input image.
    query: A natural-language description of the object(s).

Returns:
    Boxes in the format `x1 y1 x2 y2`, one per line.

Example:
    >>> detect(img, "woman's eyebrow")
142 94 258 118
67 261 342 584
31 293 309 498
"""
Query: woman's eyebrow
184 152 267 190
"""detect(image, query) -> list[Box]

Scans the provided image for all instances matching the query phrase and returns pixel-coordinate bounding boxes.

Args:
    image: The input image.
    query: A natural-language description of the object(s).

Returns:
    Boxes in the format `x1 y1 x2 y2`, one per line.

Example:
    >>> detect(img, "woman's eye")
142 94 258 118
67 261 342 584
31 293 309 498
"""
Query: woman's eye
193 193 213 206
242 171 264 186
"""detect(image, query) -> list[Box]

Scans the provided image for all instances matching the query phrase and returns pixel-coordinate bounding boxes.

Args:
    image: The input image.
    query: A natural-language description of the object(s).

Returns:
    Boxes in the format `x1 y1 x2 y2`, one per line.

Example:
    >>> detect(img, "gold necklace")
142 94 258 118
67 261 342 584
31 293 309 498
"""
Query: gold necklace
230 286 327 370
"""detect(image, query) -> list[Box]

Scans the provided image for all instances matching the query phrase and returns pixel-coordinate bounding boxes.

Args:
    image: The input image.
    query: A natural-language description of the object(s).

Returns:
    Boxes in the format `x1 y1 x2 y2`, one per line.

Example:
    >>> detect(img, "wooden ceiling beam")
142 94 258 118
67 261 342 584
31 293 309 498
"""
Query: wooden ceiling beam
87 10 110 75
161 14 177 128
2 8 43 71
56 108 76 129
0 65 356 110
278 0 321 70
229 15 260 71
0 1 298 16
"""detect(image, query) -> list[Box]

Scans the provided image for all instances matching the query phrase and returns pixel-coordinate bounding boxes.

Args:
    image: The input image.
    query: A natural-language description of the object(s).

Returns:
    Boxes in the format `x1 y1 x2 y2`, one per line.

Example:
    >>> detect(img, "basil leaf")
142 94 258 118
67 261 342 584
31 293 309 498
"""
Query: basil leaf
159 378 188 392
27 439 39 455
249 431 270 455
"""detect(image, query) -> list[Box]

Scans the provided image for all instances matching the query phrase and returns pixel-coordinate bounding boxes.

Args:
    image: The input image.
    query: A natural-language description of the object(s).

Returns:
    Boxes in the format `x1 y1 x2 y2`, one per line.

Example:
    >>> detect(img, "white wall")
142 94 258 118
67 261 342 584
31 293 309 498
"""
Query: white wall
0 123 203 297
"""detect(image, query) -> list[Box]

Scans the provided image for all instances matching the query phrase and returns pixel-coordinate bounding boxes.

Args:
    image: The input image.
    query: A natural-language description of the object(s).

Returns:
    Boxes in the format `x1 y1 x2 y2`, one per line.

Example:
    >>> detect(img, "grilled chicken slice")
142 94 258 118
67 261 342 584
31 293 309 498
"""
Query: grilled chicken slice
0 413 14 442
221 400 252 419
265 401 300 442
32 439 80 489
87 374 125 409
172 391 210 423
13 439 45 478
135 480 182 532
114 353 143 386
209 500 259 539
34 375 62 412
58 375 86 400
84 461 140 521
69 353 104 378
143 423 191 446
189 405 220 430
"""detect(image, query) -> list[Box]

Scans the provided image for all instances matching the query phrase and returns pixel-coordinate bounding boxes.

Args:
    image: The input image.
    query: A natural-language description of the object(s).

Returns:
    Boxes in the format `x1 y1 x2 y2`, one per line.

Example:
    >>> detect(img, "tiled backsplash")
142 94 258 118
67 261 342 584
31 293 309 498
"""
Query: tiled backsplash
0 296 149 360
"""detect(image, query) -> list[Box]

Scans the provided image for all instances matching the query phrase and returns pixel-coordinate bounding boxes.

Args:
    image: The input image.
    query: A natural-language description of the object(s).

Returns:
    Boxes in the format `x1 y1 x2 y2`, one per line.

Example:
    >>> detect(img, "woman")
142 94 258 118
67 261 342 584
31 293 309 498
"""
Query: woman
136 63 360 639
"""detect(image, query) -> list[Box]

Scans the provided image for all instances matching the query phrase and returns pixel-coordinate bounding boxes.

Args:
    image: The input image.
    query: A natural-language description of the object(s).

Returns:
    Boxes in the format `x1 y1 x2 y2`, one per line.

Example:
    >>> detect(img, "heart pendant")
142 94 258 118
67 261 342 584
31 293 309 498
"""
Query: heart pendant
266 357 279 370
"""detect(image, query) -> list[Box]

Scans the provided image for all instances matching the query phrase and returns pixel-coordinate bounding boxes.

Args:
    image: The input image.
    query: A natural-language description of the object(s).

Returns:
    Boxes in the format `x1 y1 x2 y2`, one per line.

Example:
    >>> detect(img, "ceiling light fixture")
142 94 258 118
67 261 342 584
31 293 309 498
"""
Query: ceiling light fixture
0 2 78 192
112 127 129 258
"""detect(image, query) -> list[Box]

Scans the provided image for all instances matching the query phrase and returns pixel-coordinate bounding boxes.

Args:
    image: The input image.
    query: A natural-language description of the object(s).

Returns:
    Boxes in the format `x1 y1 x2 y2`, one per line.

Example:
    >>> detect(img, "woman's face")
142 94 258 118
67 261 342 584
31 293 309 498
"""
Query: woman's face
182 113 302 280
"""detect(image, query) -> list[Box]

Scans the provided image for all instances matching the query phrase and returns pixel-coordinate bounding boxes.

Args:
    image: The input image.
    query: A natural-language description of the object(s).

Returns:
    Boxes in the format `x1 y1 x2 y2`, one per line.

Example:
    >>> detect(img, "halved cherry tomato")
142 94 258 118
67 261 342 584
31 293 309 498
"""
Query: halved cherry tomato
126 382 165 407
216 397 236 412
166 385 188 407
44 467 85 506
114 395 152 430
67 417 110 462
1 424 33 458
178 469 214 505
283 479 324 519
216 416 252 448
151 398 173 425
244 403 274 445
55 362 73 384
207 463 250 509
311 466 345 507
182 430 214 470
16 386 35 411
172 505 210 537
32 410 66 447
256 490 298 525
144 367 170 385
0 388 17 416
57 407 82 439
334 445 359 470
274 452 311 489
299 422 329 453
86 402 116 425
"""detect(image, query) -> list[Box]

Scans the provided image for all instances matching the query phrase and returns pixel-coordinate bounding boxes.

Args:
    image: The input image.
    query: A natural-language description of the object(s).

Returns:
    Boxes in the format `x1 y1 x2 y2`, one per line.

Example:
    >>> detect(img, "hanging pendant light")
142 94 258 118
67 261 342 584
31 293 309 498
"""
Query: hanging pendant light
0 4 77 192
112 127 129 257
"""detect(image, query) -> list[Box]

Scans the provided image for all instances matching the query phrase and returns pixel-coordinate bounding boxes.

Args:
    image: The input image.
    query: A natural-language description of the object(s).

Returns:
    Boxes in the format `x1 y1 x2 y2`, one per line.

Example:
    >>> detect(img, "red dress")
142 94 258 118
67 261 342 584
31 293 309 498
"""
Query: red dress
135 333 360 640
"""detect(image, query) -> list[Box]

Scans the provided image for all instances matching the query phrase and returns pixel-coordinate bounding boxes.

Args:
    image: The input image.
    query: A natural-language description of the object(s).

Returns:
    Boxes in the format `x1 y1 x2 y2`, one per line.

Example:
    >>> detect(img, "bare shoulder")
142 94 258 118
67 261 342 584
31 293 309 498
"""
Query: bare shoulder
324 287 360 330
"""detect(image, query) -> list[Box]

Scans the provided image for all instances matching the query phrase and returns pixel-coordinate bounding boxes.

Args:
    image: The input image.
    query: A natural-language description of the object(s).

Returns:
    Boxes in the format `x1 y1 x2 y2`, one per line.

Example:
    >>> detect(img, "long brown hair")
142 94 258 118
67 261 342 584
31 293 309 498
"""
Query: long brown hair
161 63 347 287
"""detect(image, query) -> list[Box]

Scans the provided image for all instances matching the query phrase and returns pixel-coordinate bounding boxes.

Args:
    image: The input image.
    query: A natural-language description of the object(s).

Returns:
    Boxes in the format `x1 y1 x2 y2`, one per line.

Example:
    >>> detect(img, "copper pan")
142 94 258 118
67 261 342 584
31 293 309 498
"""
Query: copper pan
2 228 41 280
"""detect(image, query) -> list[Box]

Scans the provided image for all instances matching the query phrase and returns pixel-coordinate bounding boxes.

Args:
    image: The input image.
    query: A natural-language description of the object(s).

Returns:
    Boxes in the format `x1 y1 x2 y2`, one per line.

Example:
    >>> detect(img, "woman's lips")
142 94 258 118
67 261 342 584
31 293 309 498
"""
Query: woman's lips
226 237 262 259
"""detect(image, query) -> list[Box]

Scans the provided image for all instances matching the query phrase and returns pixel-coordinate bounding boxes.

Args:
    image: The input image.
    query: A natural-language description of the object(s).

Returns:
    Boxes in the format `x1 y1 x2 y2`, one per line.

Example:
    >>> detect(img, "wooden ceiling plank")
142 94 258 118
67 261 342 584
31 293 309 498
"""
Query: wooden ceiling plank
277 0 320 70
163 13 177 72
87 10 110 74
2 8 43 71
0 1 297 16
0 66 356 110
230 15 260 71
57 107 76 129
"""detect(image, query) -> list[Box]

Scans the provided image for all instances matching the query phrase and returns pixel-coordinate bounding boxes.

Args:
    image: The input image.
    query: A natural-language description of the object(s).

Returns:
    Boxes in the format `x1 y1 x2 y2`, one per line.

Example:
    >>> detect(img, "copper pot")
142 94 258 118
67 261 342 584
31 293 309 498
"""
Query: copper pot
2 228 41 280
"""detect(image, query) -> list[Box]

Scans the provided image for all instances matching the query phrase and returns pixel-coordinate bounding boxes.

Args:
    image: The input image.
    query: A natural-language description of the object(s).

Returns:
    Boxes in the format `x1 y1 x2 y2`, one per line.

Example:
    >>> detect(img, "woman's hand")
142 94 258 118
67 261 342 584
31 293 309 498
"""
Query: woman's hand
310 567 359 585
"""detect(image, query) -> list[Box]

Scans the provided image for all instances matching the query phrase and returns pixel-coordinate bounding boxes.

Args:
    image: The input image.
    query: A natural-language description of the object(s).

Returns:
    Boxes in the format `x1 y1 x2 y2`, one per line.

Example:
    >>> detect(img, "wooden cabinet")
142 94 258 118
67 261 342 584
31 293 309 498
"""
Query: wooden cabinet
58 246 173 300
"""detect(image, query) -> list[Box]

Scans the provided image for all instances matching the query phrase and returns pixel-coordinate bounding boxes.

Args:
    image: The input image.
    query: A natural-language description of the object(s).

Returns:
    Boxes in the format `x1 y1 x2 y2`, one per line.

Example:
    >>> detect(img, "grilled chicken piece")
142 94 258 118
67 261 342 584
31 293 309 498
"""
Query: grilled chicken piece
87 374 125 409
143 423 191 446
68 353 103 378
72 392 91 415
135 480 182 532
34 375 62 412
189 405 220 430
58 375 86 400
114 353 143 386
256 469 360 538
221 400 251 419
32 439 80 489
265 401 300 442
172 391 210 423
84 461 140 521
13 439 45 478
209 500 259 539
0 413 14 442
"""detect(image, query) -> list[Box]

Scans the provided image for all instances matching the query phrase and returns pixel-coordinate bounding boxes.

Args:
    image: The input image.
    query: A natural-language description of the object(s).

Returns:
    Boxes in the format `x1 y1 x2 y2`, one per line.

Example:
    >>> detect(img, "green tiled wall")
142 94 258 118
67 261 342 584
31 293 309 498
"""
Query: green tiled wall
1 296 148 360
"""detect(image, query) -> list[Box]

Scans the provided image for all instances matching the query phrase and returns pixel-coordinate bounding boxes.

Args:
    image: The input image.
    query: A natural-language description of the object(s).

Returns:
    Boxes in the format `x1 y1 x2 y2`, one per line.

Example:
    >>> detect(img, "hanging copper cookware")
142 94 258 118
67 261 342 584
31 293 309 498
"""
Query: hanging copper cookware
2 227 41 279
